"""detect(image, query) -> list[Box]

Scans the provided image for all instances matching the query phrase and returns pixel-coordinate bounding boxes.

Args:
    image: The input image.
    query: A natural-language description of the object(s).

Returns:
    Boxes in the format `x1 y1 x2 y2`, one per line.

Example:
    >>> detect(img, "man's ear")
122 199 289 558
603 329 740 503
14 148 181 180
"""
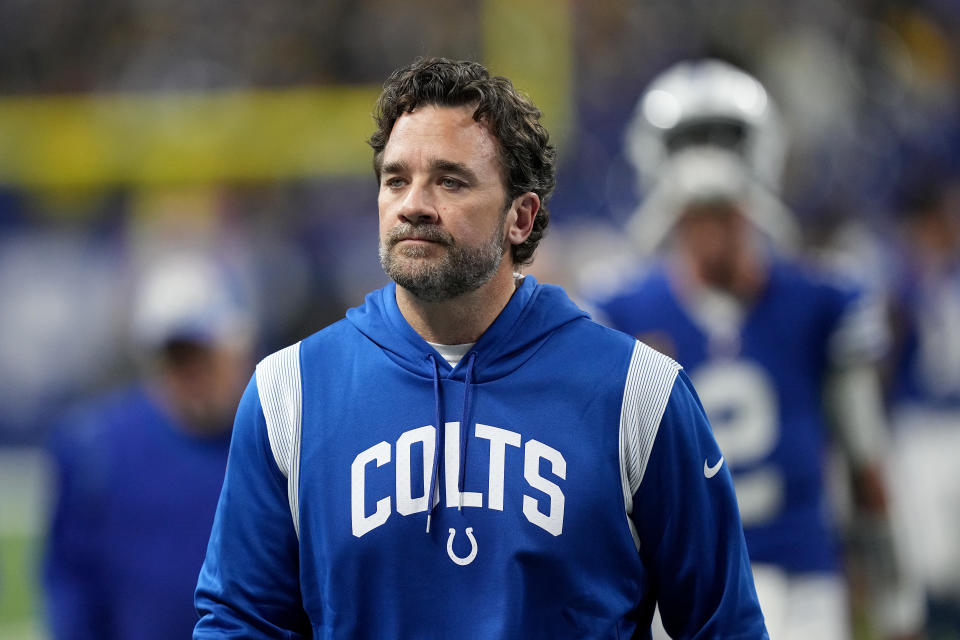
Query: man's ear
507 192 540 247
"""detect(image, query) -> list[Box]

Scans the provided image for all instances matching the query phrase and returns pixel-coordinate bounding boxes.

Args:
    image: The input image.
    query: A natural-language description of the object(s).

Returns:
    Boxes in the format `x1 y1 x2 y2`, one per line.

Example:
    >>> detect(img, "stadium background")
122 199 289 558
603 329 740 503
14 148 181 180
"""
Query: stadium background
0 0 958 637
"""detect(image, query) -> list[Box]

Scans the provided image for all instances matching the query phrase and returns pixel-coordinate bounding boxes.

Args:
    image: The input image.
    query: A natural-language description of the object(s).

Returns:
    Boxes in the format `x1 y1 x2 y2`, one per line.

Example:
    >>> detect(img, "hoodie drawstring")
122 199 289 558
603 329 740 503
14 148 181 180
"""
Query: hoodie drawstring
458 352 477 510
425 351 478 530
426 354 443 533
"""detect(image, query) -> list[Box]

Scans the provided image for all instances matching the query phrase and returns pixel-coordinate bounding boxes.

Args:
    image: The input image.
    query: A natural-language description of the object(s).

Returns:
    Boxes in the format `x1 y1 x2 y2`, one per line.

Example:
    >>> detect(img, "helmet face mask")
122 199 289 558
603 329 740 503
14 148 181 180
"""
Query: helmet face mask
663 118 748 156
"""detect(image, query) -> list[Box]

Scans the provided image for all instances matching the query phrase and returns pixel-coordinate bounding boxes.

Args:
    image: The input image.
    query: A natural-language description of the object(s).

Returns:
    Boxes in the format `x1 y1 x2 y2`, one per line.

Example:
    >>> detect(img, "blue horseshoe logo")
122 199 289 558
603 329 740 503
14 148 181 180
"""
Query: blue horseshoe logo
446 527 478 566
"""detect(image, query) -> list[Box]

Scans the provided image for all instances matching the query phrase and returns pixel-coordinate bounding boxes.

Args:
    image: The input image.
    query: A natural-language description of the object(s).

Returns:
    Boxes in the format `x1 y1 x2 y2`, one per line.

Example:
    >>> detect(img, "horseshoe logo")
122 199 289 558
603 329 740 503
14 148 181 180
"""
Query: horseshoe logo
446 527 478 566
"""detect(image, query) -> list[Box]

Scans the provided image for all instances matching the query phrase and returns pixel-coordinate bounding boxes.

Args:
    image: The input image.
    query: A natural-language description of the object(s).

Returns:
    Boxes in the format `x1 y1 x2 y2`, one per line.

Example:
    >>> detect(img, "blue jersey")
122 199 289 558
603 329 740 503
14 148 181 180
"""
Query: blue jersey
891 262 960 410
592 260 878 574
45 385 231 640
195 276 766 639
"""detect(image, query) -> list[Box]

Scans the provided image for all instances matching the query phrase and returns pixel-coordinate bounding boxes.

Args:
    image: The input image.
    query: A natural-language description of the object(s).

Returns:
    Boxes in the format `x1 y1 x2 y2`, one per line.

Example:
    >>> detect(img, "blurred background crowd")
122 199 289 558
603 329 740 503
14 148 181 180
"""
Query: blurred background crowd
0 0 958 638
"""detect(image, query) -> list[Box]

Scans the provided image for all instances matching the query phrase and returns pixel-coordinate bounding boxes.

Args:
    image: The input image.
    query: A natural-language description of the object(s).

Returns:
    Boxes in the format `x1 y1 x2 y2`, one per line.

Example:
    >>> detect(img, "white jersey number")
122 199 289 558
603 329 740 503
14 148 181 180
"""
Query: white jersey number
692 360 783 526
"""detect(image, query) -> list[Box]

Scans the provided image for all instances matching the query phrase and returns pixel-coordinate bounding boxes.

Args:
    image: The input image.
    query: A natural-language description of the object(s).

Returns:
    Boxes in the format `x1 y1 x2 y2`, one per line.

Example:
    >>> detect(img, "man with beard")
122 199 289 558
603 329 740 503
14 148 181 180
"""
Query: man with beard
194 57 766 639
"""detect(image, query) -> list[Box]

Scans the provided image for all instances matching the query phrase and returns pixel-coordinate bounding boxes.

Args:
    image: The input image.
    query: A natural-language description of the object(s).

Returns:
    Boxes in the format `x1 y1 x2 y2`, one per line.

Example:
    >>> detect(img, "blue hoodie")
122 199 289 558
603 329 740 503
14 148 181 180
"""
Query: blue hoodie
195 276 766 639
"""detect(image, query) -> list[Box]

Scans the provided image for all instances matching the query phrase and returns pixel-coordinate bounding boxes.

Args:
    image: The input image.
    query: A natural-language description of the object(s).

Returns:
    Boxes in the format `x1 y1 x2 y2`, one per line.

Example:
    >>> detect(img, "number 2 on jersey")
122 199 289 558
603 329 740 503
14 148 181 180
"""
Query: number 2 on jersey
692 360 782 526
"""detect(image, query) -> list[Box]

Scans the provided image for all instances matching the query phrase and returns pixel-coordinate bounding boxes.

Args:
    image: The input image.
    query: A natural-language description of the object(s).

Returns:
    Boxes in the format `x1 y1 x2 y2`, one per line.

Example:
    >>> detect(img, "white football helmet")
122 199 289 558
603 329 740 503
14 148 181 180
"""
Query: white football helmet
626 58 788 193
625 59 798 255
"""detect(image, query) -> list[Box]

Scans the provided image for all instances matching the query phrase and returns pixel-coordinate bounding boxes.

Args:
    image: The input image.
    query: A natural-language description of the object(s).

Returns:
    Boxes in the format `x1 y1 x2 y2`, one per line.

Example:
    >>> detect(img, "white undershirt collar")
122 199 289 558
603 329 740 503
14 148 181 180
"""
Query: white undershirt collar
426 341 475 368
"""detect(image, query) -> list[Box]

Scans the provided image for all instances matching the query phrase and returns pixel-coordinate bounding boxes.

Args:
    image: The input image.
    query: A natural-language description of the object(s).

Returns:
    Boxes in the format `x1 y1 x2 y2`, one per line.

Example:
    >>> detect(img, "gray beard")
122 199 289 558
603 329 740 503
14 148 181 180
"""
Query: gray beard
379 217 506 303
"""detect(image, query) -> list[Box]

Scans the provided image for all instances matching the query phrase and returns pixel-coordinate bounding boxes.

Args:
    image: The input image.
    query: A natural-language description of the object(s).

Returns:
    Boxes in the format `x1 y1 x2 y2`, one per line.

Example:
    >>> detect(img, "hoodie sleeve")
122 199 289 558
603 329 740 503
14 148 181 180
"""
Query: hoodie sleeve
631 370 767 639
194 374 311 639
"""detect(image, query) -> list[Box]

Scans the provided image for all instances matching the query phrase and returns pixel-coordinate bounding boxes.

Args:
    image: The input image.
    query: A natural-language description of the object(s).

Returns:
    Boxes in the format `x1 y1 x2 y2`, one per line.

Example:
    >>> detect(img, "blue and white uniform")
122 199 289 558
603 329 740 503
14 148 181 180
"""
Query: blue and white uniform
887 261 960 609
195 276 766 639
593 259 883 570
591 258 883 639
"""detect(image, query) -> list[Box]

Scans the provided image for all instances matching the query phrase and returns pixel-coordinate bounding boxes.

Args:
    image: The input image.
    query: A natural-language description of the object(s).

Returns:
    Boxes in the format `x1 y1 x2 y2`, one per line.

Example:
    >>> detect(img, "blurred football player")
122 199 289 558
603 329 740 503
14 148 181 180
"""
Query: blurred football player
43 252 256 640
588 59 922 640
887 173 960 638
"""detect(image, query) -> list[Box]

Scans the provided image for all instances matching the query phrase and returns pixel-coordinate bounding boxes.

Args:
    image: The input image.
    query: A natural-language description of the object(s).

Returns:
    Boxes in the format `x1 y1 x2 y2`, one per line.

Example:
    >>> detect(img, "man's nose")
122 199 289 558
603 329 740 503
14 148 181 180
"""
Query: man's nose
397 184 439 225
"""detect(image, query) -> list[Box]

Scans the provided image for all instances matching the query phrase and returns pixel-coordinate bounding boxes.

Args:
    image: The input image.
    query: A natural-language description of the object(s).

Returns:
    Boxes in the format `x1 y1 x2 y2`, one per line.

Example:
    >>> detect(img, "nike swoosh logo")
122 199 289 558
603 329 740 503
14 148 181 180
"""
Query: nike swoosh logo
704 456 724 479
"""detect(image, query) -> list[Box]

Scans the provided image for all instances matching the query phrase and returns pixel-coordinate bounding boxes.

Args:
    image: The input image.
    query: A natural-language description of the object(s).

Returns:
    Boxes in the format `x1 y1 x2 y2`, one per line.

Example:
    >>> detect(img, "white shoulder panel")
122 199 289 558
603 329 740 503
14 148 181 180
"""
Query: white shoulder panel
619 340 681 548
256 341 303 539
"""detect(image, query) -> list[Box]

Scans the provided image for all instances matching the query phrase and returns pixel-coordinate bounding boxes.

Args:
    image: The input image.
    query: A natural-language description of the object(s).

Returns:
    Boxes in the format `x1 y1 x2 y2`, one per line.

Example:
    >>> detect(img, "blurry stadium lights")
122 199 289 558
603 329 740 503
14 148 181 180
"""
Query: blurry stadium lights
0 0 572 190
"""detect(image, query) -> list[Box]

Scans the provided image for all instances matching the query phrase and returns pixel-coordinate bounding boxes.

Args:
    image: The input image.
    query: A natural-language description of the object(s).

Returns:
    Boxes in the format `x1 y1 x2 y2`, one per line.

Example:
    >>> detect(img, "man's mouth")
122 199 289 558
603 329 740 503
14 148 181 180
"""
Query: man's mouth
398 236 437 244
390 228 452 248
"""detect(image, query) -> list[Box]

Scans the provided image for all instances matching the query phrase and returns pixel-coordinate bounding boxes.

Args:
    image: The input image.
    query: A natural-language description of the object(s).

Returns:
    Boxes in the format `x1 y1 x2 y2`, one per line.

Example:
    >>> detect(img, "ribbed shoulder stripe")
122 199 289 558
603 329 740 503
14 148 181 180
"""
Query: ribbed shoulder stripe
619 340 681 549
256 341 303 540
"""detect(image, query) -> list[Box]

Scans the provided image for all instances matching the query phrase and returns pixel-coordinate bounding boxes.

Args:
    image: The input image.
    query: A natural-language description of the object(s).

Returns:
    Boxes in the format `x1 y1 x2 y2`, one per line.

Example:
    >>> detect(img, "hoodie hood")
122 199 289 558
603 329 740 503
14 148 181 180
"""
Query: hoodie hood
345 275 589 382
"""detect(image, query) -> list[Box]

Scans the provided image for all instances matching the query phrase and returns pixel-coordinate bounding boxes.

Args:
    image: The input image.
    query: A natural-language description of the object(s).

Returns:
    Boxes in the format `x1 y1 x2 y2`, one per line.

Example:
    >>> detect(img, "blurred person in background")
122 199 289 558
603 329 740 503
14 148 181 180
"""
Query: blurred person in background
586 59 923 640
43 252 256 640
887 172 960 639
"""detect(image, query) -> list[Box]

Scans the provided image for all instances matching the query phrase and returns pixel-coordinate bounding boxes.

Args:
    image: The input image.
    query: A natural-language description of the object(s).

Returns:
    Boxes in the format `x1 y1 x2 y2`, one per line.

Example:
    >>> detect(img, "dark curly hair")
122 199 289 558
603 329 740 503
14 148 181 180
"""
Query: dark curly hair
369 57 556 266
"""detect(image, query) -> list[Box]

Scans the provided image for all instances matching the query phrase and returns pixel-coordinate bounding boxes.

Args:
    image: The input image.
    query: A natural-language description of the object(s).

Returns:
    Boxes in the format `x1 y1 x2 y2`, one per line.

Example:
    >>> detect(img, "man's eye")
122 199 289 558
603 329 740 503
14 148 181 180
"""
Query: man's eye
384 177 405 188
440 177 463 189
